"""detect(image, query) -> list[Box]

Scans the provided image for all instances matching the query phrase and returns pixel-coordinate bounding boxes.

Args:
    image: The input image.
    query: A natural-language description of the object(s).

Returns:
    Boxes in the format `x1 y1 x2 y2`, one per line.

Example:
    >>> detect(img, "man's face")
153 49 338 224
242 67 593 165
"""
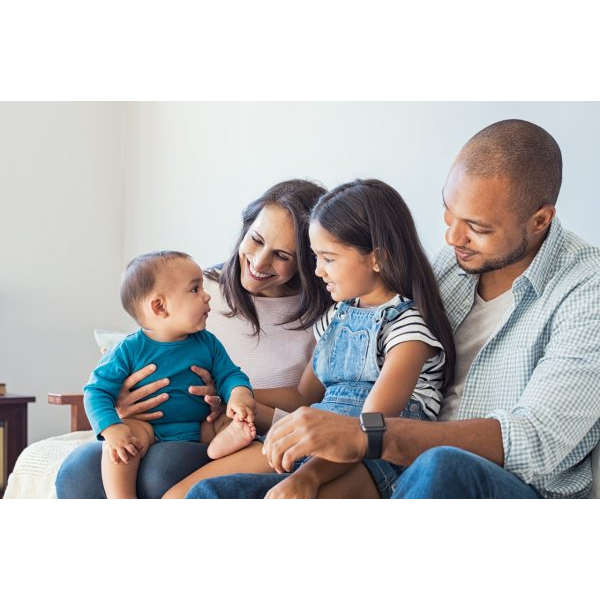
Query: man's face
442 166 530 275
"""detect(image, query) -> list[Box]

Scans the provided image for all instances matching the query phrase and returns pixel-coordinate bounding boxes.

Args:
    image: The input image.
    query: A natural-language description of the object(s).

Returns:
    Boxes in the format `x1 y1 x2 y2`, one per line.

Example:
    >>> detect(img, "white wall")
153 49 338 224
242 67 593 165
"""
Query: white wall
123 102 600 268
2 101 599 444
0 103 127 442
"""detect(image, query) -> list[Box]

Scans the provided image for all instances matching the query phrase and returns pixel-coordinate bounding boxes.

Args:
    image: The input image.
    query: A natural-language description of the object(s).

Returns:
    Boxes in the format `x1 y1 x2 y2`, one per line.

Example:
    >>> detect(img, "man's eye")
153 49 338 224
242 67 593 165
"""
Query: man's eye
470 226 489 235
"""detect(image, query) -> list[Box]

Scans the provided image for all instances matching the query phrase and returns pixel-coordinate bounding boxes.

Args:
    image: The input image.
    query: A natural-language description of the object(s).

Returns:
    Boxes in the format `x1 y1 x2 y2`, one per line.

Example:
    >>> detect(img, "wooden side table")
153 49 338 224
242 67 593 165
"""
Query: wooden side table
0 393 36 497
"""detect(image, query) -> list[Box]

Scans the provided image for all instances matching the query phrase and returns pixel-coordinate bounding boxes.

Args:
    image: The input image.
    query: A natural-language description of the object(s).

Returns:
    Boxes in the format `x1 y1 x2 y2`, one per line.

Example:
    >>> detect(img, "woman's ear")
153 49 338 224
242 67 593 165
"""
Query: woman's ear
150 295 168 318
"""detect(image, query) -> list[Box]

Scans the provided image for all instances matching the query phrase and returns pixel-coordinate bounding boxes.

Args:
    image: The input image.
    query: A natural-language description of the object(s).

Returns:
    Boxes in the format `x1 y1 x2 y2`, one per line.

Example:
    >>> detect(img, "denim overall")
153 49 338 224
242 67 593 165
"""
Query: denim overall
309 297 428 498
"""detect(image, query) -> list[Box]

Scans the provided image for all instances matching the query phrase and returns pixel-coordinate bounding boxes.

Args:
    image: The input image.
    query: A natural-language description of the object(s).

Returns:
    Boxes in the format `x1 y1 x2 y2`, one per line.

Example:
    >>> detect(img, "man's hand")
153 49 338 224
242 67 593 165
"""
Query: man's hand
116 364 170 421
102 423 144 465
188 366 226 423
262 407 368 473
265 471 319 499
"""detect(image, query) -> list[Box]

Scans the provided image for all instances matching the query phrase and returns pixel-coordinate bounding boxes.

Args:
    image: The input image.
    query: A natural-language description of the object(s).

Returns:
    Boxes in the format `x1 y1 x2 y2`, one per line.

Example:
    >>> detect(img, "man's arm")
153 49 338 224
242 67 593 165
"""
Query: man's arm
262 407 504 474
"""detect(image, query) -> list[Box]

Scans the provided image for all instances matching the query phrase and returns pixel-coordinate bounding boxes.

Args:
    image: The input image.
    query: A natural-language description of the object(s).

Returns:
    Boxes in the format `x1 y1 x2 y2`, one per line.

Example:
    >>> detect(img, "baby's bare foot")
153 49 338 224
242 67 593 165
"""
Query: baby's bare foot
207 418 257 459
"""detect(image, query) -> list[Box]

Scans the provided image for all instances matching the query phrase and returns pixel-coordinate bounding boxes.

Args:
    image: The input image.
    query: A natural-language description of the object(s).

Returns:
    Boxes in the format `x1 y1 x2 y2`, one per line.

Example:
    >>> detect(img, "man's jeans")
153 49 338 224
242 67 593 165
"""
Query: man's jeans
185 446 540 499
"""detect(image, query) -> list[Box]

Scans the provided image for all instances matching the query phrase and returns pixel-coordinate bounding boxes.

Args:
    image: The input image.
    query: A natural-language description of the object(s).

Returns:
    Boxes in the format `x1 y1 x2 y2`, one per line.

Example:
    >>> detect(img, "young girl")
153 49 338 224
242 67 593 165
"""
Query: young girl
163 179 455 499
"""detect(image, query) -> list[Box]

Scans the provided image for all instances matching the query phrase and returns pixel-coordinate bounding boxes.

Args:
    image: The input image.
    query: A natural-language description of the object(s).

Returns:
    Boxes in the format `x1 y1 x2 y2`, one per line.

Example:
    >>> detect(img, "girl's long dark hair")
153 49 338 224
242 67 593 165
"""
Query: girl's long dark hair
311 179 456 390
206 179 332 336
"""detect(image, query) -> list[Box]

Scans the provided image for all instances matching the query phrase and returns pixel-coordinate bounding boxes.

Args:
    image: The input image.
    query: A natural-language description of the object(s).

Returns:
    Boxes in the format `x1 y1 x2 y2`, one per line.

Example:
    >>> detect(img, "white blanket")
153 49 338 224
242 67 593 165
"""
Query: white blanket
4 430 95 499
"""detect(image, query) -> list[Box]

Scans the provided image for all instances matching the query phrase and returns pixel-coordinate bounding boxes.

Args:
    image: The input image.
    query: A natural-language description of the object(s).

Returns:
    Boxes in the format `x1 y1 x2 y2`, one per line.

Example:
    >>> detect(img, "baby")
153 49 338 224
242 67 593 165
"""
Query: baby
83 250 257 499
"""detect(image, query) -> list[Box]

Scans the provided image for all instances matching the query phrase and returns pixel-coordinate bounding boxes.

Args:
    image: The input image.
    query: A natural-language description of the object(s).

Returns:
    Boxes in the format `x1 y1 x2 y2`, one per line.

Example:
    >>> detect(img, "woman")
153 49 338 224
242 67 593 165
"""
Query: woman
53 179 331 498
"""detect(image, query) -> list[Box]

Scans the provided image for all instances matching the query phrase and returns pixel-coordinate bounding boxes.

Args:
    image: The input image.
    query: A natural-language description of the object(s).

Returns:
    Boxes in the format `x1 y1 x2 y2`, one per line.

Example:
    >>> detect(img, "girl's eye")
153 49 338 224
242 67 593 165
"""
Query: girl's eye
276 253 290 261
252 236 263 245
191 286 199 293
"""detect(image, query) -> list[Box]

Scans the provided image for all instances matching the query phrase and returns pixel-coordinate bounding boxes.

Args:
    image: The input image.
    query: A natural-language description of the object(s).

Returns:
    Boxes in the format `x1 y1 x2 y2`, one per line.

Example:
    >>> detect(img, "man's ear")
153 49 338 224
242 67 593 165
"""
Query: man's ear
530 205 556 236
150 295 168 318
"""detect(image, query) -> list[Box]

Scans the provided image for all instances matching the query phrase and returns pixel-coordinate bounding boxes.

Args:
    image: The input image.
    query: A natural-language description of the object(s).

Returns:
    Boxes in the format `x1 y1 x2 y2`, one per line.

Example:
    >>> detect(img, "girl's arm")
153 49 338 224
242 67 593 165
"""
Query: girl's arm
272 341 438 493
253 357 325 412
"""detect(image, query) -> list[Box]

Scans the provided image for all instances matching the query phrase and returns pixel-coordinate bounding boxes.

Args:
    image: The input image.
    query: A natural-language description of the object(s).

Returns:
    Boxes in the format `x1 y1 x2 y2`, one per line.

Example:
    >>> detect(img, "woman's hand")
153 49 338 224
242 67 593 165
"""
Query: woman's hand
265 472 319 499
115 364 170 421
189 365 226 423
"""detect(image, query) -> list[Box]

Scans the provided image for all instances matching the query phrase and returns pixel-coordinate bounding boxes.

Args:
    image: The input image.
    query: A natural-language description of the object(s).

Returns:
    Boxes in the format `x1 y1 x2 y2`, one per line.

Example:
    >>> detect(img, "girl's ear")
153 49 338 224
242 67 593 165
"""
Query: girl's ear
150 295 168 318
372 247 385 273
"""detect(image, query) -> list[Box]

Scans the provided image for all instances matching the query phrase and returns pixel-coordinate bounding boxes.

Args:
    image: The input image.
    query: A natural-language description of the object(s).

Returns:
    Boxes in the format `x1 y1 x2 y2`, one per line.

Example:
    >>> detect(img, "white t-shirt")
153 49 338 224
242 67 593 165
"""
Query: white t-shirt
438 289 513 421
314 295 446 419
204 277 315 389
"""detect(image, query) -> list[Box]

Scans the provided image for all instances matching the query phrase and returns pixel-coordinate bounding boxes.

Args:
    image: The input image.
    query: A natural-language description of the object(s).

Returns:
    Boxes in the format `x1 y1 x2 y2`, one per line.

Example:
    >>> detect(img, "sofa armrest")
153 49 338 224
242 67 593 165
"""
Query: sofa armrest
48 393 91 433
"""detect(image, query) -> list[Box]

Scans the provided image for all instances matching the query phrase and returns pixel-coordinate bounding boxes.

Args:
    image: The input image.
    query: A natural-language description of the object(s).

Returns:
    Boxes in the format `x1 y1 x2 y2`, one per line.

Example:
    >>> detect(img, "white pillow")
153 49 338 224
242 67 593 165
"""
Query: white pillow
94 329 127 355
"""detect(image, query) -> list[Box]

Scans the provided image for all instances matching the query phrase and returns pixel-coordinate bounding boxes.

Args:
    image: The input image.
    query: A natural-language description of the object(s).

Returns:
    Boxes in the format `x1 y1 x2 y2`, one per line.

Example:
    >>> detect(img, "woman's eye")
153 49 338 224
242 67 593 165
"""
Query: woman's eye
276 253 290 261
252 236 263 245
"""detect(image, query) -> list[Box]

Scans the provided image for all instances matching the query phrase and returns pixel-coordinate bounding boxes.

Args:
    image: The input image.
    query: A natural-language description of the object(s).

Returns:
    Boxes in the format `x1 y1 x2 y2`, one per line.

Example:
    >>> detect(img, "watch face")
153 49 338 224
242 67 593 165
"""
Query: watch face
361 412 386 430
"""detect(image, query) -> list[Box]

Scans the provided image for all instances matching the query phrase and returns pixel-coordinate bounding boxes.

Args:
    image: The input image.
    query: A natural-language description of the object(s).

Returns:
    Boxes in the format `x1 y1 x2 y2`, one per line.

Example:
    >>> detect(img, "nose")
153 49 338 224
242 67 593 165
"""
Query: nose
445 219 470 248
253 248 270 272
314 258 326 278
204 292 211 303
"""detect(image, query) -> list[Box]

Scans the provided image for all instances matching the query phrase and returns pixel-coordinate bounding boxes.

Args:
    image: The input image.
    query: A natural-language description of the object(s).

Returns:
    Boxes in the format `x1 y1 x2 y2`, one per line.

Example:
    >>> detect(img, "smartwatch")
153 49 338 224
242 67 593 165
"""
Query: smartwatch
359 412 386 459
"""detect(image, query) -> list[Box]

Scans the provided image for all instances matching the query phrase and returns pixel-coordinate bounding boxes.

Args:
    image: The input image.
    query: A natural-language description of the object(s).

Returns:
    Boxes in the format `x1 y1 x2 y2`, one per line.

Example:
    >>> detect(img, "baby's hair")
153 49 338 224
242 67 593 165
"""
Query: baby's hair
120 250 192 322
311 179 456 391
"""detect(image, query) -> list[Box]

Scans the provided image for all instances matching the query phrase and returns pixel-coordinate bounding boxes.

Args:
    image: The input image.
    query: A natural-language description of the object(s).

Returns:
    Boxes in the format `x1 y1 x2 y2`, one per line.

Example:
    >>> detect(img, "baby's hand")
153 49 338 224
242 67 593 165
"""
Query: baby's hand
102 423 144 464
226 388 256 424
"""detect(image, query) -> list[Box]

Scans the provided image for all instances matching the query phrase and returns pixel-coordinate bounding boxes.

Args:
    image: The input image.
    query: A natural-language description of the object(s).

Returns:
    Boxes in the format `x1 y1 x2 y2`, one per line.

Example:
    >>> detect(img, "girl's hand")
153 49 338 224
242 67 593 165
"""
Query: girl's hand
265 472 319 499
189 366 225 423
102 423 144 465
116 364 170 421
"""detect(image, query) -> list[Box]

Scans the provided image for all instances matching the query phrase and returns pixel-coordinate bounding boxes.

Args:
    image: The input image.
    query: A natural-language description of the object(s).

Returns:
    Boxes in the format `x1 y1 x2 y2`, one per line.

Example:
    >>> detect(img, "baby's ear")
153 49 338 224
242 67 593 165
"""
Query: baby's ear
150 295 168 318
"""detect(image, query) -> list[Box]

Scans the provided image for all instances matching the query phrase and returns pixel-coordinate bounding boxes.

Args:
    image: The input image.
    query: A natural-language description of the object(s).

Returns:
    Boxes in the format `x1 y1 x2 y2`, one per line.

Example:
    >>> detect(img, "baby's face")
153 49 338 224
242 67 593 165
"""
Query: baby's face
160 258 211 336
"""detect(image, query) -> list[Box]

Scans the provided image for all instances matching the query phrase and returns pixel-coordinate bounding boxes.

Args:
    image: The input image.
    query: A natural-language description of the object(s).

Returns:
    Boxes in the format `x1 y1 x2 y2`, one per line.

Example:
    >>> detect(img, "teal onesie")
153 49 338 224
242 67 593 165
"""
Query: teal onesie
84 329 252 442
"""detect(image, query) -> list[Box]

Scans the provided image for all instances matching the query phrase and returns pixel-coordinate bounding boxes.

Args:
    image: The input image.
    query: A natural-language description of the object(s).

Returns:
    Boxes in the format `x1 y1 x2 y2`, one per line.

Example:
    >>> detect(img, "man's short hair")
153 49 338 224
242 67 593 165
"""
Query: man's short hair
120 250 191 322
458 119 562 218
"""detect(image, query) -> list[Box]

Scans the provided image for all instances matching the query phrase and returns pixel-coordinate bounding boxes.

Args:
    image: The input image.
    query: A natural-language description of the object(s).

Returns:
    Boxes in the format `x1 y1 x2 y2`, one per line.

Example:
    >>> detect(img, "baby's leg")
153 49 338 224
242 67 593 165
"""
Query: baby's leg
162 441 270 499
204 416 257 460
101 419 155 499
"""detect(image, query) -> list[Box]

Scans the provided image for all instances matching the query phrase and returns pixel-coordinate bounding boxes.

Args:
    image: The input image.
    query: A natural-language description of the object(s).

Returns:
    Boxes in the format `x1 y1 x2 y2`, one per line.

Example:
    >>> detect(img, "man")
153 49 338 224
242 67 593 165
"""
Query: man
188 119 600 499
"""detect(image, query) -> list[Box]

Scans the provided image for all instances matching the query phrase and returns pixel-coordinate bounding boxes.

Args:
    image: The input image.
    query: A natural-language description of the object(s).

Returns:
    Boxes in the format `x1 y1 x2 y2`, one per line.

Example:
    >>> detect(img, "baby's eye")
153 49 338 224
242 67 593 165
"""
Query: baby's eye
191 286 199 293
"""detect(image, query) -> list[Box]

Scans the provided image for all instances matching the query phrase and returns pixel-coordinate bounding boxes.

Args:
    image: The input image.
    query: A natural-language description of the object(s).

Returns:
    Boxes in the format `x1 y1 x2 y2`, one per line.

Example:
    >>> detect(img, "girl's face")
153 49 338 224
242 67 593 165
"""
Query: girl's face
309 221 394 307
238 204 299 297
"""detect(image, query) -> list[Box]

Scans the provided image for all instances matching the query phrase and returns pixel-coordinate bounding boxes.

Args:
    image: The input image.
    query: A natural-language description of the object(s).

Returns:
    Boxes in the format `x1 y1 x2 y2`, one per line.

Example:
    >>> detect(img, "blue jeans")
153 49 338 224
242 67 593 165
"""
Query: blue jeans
185 446 540 499
55 440 211 499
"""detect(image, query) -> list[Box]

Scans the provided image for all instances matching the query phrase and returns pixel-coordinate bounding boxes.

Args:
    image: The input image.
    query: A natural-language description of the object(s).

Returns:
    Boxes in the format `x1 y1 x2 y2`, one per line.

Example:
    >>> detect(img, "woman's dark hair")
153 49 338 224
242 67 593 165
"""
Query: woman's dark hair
311 179 456 390
205 179 332 336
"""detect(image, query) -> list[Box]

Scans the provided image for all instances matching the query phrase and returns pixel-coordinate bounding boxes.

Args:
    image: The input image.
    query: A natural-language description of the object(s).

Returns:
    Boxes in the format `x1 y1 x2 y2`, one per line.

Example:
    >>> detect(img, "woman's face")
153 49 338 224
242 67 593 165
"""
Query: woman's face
238 204 299 297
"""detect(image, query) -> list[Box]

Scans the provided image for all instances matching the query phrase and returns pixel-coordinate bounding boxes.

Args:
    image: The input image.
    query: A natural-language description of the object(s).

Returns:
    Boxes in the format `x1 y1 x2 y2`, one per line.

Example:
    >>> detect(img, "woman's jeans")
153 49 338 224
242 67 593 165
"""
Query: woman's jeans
55 440 211 499
185 446 540 499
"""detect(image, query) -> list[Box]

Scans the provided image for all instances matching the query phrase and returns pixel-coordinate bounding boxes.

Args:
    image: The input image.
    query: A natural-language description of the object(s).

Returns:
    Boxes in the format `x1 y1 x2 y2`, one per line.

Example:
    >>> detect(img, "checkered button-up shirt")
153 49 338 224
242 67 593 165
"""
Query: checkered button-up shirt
433 218 600 498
